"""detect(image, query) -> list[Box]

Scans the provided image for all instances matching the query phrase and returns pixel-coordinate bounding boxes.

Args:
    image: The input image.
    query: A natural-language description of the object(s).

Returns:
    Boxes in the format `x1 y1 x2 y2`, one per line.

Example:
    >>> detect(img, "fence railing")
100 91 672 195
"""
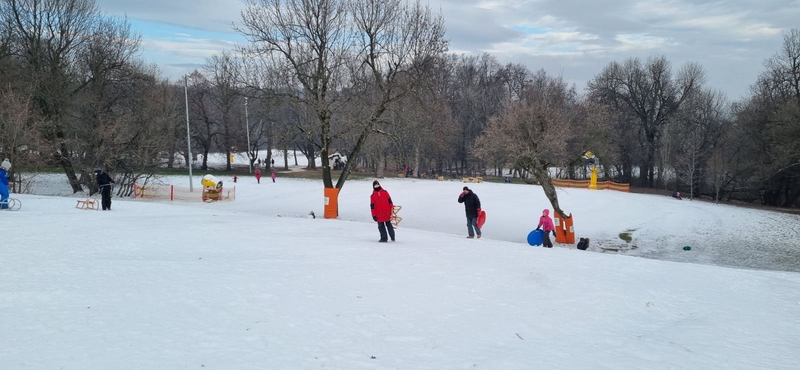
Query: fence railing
551 179 630 192
133 182 236 202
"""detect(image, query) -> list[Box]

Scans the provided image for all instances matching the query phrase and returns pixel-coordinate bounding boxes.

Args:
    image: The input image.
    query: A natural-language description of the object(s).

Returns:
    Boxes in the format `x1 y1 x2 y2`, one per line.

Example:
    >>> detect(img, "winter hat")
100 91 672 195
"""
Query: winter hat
1 158 10 170
94 166 102 172
373 180 380 187
463 186 469 191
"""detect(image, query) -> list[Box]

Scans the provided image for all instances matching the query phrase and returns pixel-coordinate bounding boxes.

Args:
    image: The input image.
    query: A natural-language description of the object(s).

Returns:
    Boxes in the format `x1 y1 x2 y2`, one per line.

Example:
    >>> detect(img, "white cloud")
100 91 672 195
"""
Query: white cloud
487 29 603 57
631 0 782 40
142 37 237 60
615 34 675 51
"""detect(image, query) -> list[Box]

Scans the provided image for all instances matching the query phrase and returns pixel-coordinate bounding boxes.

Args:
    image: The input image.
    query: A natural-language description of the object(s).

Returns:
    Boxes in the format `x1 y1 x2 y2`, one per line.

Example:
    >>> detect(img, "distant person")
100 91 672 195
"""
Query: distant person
255 168 262 184
94 167 116 211
271 158 275 166
536 209 555 248
458 186 482 239
370 180 395 242
233 174 238 183
672 191 682 200
0 159 10 209
271 171 276 183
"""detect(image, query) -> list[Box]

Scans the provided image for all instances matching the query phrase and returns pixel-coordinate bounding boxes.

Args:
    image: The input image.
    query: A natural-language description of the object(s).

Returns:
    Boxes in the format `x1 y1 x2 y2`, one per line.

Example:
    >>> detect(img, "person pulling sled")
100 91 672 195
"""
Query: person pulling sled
370 180 395 242
95 167 115 211
458 186 482 239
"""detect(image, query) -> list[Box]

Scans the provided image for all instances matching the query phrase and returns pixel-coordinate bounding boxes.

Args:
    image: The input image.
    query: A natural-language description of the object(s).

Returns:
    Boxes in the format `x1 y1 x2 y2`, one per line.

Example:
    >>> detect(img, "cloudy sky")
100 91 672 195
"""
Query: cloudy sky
96 0 800 100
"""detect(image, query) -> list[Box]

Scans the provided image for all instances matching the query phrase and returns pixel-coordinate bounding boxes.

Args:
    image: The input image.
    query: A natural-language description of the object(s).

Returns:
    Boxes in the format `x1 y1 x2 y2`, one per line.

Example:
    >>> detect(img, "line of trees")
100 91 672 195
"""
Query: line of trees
0 0 797 208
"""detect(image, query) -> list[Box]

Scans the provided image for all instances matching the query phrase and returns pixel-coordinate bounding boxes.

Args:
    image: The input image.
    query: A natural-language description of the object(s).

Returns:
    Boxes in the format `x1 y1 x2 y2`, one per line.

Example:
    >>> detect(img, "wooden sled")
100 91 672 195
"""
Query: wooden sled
76 198 100 210
390 205 402 228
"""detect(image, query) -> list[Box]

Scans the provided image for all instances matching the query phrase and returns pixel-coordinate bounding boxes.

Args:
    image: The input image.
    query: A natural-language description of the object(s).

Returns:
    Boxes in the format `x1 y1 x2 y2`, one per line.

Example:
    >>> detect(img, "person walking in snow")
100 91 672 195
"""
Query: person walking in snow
458 186 482 239
536 209 555 248
255 168 262 184
94 167 115 211
0 159 11 209
271 171 276 183
370 180 395 242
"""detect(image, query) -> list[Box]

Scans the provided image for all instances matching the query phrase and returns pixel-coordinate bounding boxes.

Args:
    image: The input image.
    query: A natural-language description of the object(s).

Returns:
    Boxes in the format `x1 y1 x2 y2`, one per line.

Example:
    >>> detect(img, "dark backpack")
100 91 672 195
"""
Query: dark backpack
577 238 589 250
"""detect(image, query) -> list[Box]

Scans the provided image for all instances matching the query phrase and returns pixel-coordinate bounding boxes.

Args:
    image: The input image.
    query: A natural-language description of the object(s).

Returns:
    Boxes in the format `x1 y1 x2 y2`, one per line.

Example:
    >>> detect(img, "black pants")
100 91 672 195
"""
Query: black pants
543 231 553 248
101 185 112 210
378 221 395 241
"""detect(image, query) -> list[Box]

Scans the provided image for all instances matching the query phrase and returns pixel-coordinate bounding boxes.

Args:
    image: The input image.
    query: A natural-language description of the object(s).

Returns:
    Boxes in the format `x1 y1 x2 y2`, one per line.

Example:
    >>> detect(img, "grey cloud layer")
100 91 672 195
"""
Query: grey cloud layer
98 0 799 98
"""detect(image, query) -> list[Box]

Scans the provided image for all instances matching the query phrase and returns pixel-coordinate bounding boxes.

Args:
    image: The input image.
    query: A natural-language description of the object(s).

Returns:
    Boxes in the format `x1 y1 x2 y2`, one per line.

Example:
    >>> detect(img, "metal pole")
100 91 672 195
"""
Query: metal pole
245 97 252 174
184 75 194 191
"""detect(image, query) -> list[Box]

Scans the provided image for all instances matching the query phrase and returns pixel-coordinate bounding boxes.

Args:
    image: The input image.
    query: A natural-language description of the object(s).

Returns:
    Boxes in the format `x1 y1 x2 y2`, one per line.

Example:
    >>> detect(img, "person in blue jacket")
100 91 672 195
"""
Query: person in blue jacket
0 159 10 209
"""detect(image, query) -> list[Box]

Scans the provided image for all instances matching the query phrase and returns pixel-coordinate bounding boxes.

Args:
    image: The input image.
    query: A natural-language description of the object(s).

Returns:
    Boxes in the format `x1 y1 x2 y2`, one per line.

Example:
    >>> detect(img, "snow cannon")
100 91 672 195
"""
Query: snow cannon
201 174 224 202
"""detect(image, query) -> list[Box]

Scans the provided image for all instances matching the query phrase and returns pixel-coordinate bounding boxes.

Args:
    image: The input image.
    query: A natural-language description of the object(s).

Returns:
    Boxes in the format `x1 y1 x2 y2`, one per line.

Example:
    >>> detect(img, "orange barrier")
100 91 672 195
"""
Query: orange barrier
564 214 575 244
552 178 630 193
324 187 339 219
553 211 568 243
133 183 236 202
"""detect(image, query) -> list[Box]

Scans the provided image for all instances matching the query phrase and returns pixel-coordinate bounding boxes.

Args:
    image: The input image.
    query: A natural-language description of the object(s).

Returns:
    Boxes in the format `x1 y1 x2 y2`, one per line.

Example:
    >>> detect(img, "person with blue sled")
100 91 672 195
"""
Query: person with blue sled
536 209 555 248
0 159 10 209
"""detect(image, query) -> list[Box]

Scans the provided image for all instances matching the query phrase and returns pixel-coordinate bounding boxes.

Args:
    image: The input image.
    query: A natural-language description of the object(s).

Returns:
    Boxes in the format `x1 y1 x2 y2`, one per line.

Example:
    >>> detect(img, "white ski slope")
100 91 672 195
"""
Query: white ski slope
172 175 799 273
2 192 800 370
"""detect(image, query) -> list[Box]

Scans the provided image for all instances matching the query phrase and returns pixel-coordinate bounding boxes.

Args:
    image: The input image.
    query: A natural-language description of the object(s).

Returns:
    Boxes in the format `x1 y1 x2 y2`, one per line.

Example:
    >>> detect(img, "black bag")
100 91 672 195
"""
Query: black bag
577 238 589 250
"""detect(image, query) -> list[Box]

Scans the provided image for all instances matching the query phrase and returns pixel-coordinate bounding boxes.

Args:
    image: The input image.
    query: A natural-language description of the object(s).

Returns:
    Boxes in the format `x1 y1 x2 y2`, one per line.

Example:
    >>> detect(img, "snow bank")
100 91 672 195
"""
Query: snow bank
2 194 799 369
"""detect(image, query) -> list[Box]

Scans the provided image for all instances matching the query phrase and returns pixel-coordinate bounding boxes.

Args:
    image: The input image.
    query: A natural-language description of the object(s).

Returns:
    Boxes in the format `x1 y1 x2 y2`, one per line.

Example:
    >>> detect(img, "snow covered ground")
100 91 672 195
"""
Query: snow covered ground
14 172 800 272
2 193 800 369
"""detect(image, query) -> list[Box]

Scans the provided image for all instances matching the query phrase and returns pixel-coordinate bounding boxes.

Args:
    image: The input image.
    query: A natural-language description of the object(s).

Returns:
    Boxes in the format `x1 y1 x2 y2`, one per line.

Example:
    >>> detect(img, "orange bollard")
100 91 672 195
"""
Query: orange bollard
564 213 575 244
324 187 339 219
553 211 568 243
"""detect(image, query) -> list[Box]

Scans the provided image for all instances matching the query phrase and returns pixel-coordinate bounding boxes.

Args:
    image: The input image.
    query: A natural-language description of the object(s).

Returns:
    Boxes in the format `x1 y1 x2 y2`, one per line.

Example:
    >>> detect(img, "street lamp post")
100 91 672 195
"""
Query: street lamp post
184 75 194 191
245 97 252 174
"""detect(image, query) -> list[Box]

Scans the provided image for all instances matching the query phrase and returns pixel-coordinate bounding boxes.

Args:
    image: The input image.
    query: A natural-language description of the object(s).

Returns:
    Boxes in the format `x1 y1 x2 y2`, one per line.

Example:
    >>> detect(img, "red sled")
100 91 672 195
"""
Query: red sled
477 210 486 228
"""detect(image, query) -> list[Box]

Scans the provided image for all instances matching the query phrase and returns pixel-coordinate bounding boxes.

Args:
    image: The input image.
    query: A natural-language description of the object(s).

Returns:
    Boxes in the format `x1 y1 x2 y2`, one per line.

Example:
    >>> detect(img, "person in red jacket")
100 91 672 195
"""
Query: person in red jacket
370 180 395 242
536 209 556 248
255 168 262 184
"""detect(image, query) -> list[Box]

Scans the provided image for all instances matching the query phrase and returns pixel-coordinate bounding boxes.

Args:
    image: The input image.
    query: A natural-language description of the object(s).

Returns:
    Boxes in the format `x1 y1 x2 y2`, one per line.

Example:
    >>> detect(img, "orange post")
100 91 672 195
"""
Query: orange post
324 187 340 219
564 213 575 244
553 211 568 243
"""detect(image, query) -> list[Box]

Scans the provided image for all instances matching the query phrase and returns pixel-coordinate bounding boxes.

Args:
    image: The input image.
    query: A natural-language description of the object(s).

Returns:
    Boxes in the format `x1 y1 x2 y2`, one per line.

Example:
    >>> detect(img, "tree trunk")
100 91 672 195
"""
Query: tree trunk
376 151 386 178
56 144 83 193
307 140 318 170
335 124 371 189
525 160 568 219
414 144 421 178
202 148 209 170
283 145 289 171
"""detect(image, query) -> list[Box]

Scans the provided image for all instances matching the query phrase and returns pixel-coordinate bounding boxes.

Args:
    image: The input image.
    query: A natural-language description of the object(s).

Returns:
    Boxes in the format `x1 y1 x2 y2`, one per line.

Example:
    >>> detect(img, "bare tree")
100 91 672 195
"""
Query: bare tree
2 0 139 192
475 71 577 218
589 56 704 188
205 51 243 171
238 0 446 193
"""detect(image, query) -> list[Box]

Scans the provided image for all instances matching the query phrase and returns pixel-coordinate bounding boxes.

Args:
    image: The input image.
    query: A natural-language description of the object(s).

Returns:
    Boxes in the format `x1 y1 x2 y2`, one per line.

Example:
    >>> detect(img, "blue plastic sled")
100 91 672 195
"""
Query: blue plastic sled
527 229 544 246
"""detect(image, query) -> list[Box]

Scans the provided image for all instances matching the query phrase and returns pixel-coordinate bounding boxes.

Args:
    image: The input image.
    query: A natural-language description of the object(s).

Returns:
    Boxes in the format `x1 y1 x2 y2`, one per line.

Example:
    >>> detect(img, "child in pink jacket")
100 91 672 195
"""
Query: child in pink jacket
536 209 555 248
271 172 276 183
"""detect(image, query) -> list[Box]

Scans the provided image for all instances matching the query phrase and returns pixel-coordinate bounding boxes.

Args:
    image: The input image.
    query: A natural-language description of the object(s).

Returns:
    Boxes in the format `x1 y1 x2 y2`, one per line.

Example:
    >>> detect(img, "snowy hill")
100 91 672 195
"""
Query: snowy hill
2 189 800 369
180 175 799 272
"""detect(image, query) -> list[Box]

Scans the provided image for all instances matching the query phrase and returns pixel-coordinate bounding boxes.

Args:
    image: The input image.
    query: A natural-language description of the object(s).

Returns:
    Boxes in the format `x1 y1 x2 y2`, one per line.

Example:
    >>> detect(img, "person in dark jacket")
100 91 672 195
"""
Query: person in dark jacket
370 180 395 242
458 186 482 239
95 167 115 211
